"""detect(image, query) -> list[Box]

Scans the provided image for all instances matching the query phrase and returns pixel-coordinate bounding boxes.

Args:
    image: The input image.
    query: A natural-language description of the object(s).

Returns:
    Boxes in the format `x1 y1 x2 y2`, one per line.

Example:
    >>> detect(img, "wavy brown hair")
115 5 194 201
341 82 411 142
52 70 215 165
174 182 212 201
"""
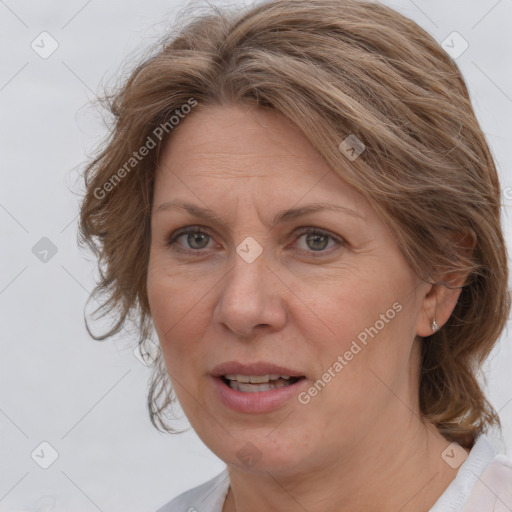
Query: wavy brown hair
79 0 510 447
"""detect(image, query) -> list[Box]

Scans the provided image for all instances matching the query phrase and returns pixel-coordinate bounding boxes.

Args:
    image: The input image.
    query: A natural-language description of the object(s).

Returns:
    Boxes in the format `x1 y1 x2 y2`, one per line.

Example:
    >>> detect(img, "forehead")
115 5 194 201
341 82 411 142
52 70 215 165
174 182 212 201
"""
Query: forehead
153 104 368 218
160 105 322 175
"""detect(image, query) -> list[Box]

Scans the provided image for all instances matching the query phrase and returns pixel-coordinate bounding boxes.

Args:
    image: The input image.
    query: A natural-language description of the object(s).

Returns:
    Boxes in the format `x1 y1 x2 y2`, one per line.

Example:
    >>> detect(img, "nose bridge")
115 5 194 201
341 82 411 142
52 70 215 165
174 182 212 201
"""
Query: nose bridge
228 229 269 295
214 248 286 337
224 252 268 311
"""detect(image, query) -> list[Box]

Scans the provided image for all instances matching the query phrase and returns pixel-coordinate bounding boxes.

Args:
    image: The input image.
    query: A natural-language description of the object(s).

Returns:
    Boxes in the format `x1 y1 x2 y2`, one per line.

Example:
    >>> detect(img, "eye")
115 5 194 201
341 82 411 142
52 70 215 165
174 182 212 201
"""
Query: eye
166 225 343 256
293 228 343 254
167 227 216 252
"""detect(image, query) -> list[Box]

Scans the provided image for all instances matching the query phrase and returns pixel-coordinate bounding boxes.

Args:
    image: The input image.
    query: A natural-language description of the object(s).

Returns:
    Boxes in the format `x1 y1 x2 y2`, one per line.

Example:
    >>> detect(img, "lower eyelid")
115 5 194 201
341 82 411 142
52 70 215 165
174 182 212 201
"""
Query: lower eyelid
293 242 340 256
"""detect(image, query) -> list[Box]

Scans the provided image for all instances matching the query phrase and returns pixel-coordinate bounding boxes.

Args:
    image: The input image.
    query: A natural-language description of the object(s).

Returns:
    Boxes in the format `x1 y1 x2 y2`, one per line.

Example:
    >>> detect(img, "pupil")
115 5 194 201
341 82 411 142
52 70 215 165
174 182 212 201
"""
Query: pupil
188 232 209 249
306 233 328 251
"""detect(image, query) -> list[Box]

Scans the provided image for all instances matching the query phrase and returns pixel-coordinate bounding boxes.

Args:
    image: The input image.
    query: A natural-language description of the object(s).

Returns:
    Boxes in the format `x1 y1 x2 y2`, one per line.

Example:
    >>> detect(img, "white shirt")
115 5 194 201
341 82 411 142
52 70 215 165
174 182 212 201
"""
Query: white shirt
156 435 512 512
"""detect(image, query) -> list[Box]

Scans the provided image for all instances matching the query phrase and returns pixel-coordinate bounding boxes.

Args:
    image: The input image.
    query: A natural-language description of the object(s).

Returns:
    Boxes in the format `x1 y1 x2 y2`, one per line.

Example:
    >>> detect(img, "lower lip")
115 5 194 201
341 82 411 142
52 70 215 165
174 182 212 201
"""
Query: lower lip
211 376 307 413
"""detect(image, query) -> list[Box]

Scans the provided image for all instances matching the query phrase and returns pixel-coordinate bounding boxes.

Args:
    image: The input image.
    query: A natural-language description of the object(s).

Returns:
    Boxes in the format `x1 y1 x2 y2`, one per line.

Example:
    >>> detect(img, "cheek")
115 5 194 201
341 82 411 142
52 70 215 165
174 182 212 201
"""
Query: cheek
147 262 212 365
299 269 415 390
298 286 411 432
303 276 391 350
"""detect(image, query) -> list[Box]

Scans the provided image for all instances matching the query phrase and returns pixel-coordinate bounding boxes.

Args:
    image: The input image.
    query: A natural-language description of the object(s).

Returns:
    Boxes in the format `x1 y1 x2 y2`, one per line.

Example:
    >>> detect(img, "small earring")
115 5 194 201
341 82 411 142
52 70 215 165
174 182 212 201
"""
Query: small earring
431 318 439 332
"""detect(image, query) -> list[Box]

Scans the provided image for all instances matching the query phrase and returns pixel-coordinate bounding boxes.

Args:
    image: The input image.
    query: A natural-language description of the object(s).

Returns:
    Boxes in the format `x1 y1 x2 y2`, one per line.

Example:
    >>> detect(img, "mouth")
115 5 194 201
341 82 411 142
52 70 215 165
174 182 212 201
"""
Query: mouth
221 374 304 392
211 361 307 413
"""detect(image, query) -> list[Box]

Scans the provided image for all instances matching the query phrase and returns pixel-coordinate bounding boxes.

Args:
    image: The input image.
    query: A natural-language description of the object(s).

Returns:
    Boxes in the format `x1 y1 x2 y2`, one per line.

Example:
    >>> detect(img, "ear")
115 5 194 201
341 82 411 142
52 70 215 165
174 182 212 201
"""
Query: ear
416 229 476 338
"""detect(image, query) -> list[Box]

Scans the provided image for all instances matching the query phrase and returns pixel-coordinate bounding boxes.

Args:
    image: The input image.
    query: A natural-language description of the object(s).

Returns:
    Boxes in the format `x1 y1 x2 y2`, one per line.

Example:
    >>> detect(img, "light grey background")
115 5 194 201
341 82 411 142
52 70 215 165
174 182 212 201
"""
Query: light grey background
1 0 511 510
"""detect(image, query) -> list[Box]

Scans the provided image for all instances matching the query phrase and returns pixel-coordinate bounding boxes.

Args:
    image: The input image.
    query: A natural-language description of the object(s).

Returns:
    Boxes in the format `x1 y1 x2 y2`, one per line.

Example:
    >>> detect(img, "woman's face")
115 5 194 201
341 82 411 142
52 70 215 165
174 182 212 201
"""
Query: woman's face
147 104 432 474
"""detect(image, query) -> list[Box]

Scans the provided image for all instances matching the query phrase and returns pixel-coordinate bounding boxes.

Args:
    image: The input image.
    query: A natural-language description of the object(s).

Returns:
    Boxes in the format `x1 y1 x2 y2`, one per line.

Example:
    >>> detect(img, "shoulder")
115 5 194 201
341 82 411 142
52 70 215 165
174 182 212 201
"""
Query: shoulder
155 468 230 512
430 435 512 512
463 452 512 511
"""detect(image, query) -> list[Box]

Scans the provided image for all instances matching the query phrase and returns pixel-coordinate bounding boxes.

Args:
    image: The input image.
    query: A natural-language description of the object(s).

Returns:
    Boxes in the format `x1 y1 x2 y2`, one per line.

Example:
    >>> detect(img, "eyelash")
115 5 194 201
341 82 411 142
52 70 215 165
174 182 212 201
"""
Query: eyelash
166 225 345 257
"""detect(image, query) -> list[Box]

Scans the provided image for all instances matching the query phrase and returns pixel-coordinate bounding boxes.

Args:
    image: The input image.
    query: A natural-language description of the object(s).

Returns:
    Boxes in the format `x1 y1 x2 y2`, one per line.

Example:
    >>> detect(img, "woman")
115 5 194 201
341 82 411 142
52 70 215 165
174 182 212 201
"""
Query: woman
79 0 512 510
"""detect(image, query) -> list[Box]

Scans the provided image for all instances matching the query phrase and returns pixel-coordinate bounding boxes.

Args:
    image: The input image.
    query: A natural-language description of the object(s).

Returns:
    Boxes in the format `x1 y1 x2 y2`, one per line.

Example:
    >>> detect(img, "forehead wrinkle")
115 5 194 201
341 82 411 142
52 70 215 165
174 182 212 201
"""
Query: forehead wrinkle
205 188 273 233
188 170 274 180
168 143 283 171
171 160 277 181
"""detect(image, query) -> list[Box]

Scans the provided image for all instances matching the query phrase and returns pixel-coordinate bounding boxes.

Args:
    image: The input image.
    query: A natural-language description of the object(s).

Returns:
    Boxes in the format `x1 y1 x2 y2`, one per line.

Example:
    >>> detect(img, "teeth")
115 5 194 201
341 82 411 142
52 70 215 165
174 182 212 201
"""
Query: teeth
224 373 291 383
250 375 271 384
224 374 250 383
229 379 291 392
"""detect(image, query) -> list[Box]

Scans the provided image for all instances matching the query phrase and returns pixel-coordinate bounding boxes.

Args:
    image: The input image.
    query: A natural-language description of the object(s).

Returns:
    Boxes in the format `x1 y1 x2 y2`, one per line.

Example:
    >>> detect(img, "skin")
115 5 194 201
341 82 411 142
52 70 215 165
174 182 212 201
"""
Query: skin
147 104 467 512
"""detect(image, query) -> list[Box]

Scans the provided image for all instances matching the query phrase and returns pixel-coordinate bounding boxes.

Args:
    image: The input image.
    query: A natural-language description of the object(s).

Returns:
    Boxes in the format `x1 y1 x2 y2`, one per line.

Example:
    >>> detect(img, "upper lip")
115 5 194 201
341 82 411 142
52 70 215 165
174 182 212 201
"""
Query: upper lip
211 361 305 378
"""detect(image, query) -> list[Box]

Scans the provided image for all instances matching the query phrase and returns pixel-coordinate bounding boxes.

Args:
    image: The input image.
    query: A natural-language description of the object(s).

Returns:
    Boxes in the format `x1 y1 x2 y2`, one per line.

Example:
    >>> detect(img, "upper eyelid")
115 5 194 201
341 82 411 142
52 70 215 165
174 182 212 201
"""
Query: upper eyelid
168 224 215 238
294 226 343 240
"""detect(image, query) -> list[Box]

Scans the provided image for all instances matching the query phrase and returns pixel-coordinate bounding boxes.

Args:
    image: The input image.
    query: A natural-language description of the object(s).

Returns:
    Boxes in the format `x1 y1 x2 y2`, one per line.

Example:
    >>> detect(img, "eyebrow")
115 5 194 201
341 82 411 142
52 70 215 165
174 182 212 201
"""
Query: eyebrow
154 200 363 227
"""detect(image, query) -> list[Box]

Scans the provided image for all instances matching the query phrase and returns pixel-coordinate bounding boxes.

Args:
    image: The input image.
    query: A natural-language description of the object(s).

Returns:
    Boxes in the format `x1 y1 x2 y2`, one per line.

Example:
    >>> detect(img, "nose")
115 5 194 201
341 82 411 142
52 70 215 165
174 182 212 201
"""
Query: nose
213 254 287 338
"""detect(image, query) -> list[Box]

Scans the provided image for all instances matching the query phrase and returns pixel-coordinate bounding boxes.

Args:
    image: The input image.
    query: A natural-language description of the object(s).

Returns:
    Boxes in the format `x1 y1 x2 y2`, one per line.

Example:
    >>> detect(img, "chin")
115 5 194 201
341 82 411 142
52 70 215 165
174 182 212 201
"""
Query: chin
202 427 312 474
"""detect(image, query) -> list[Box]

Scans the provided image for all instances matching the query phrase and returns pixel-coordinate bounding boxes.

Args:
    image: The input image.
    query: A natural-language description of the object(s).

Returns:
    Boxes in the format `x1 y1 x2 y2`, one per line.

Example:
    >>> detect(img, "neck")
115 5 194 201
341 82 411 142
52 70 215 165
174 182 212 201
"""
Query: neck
223 417 462 512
